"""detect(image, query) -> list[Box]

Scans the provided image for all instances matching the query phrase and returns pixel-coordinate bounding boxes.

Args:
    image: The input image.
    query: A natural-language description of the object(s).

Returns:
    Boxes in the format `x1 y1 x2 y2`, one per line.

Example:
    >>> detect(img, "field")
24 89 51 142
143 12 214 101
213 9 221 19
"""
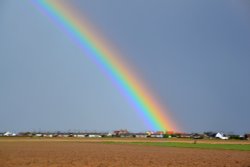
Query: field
0 138 250 167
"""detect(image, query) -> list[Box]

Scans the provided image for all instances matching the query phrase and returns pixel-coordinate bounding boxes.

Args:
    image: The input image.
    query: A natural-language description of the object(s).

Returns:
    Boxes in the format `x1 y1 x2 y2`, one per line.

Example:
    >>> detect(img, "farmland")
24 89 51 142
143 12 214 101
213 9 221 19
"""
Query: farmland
0 138 250 167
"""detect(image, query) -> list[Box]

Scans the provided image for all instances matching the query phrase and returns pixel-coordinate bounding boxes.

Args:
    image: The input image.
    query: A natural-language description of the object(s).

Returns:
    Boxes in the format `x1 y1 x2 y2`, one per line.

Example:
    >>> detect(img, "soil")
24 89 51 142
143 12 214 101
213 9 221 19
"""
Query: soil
0 139 250 167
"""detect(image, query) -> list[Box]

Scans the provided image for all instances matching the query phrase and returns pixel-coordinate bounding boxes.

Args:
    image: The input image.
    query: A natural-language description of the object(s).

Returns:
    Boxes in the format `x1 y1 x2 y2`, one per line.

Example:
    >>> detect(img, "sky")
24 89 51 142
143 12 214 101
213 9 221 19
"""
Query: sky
0 0 250 134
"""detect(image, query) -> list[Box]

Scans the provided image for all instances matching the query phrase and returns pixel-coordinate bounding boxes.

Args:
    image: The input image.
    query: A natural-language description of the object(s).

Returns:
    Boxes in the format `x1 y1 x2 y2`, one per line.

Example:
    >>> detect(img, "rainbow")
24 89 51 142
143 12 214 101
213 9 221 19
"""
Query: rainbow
32 0 178 131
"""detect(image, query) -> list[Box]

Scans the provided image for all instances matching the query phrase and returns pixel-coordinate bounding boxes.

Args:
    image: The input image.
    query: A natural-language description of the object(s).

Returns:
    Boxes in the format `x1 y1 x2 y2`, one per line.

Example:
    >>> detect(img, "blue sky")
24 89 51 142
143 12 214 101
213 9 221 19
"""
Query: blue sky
0 0 250 133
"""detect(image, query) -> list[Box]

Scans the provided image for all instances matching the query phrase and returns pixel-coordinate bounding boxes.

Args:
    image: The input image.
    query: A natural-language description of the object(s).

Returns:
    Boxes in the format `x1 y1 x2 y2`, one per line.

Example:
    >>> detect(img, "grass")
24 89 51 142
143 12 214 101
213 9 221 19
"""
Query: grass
1 137 249 151
103 141 250 151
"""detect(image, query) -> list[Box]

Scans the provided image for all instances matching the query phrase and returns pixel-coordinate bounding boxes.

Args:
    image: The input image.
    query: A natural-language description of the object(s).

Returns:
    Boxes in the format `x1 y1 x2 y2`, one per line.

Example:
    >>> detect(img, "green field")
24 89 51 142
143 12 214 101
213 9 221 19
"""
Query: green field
1 137 249 151
103 141 250 151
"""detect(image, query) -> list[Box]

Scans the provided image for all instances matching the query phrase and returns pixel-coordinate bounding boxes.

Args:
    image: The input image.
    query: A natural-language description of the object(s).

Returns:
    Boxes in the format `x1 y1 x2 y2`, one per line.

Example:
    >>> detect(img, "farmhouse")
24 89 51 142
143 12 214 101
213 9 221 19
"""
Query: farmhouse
112 129 129 137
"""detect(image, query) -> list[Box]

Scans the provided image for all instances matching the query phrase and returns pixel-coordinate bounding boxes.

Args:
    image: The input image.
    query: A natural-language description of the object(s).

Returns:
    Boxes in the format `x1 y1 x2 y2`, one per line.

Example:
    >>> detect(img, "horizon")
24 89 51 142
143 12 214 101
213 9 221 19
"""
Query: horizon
1 128 249 135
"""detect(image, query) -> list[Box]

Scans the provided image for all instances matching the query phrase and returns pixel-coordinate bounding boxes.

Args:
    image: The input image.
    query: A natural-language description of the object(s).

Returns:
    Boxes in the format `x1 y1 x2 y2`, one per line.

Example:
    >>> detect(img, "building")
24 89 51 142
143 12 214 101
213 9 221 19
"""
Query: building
215 133 229 140
179 133 192 138
3 132 16 136
73 134 86 138
135 133 148 138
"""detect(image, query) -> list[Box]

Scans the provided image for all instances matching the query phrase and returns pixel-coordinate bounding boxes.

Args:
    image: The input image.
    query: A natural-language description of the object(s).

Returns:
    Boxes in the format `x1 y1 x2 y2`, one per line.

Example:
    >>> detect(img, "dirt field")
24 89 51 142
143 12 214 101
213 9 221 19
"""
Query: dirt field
0 138 250 167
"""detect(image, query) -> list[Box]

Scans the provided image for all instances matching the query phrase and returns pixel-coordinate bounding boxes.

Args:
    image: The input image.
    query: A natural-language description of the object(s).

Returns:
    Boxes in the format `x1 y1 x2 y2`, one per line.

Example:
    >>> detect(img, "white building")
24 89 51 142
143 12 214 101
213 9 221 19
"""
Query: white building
3 132 16 136
215 133 229 140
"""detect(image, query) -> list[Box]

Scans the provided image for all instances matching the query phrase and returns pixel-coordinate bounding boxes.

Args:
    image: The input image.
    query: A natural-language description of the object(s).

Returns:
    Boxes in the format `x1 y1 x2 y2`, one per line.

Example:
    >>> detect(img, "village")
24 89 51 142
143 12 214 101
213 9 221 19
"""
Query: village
1 130 250 140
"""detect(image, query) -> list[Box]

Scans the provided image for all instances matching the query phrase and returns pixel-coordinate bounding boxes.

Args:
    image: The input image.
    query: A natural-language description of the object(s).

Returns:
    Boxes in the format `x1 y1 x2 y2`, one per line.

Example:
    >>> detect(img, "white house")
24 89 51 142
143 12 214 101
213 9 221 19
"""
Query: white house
151 134 163 138
73 134 86 138
3 132 16 136
88 134 102 138
35 133 43 137
215 133 229 140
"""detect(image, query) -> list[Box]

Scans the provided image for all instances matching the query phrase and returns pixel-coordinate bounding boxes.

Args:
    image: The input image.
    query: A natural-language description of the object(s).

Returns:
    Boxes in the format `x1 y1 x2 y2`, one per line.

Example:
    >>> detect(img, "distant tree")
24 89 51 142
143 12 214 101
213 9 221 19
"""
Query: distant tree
163 134 169 138
229 135 241 140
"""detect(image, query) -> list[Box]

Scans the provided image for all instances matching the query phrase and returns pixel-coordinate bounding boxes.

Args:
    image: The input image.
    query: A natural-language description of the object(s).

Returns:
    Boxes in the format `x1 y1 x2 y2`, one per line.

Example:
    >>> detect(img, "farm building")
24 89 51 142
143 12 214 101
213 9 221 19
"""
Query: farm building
88 134 102 138
112 129 129 137
215 133 229 140
151 134 163 138
73 134 86 138
3 132 16 136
